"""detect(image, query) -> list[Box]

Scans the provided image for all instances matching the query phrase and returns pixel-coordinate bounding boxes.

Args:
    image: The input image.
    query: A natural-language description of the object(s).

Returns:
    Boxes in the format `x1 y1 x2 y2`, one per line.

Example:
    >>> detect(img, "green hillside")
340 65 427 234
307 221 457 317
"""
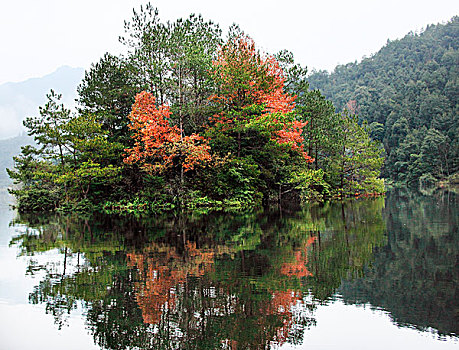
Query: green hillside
308 17 458 186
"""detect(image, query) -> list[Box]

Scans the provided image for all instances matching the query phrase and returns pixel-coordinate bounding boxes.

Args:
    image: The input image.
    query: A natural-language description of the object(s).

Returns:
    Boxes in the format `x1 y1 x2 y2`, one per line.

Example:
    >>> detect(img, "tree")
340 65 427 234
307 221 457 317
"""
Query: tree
7 145 61 211
210 34 294 113
166 14 222 134
123 91 211 175
297 90 337 170
209 34 310 161
8 90 73 210
419 128 451 178
120 4 222 134
119 3 169 103
77 53 137 143
329 113 384 195
9 90 125 211
23 89 71 167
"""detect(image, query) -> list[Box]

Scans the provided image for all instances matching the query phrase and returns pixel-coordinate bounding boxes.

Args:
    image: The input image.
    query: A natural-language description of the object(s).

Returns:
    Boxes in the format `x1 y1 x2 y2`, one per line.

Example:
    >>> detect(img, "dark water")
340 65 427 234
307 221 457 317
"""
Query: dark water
0 189 457 349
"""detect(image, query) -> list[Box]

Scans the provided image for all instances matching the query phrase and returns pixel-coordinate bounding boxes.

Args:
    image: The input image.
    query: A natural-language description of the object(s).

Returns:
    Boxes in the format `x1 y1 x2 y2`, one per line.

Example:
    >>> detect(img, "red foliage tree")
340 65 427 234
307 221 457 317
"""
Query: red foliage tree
211 35 294 111
210 35 312 161
124 91 211 173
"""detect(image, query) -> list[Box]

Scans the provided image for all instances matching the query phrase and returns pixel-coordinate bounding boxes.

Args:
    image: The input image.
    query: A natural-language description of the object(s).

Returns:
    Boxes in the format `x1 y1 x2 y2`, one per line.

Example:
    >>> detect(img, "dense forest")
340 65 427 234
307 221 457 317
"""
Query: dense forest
308 17 459 186
7 3 384 214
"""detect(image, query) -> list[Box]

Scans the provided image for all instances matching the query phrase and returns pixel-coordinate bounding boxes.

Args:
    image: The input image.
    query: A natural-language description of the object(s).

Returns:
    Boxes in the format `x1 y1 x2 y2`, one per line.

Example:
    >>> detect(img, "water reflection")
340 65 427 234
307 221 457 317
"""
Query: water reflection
8 193 457 348
339 189 459 338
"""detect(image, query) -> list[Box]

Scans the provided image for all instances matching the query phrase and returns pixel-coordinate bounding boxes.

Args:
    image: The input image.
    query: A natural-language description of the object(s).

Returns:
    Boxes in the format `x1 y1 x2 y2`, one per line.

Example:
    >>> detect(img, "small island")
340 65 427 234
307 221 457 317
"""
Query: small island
9 5 388 214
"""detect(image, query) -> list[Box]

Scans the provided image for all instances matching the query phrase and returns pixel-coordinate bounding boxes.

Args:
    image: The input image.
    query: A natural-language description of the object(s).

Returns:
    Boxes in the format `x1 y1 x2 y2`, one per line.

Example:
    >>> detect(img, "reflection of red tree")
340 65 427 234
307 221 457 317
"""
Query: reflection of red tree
280 236 316 278
126 238 316 347
270 290 304 346
126 242 216 324
262 236 317 345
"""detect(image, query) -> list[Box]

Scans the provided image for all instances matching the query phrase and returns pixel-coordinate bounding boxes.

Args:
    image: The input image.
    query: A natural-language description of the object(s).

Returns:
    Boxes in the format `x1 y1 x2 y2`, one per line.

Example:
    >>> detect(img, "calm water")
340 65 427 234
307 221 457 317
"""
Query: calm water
0 189 457 349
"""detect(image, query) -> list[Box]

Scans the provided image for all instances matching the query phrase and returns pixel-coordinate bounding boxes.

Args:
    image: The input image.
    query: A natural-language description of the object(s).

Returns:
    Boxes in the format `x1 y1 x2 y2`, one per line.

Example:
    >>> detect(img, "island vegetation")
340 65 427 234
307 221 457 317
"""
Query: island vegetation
9 3 387 214
3 9 458 347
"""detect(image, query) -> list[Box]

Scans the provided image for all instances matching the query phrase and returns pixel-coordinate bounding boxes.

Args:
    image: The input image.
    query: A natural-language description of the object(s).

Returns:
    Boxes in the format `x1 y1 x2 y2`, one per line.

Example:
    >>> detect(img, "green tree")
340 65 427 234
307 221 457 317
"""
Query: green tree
166 14 222 134
120 3 221 134
77 53 137 143
329 113 384 195
23 90 71 167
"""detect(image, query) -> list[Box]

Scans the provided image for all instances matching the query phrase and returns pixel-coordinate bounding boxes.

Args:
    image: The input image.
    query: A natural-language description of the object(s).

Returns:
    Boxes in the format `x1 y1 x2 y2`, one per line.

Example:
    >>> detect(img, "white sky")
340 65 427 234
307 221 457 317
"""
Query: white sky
0 0 458 84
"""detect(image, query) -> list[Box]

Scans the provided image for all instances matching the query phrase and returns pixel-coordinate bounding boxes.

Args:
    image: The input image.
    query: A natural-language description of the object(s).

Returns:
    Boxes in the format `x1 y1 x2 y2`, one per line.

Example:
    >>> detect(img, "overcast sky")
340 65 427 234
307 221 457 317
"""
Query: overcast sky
1 0 458 84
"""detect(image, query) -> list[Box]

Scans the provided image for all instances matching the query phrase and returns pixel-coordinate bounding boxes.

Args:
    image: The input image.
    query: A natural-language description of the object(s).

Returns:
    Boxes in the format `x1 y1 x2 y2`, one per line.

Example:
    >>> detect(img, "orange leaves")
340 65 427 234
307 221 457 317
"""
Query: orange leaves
280 235 317 278
210 35 313 161
211 35 293 113
263 87 296 115
179 134 212 171
124 91 177 168
124 91 211 173
126 242 217 325
276 120 313 162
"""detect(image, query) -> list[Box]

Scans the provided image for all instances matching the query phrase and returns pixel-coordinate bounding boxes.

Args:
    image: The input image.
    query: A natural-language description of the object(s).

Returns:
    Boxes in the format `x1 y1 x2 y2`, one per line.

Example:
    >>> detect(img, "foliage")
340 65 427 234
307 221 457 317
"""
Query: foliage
8 91 123 212
327 113 385 196
77 53 137 143
209 35 309 160
124 91 211 174
119 4 222 134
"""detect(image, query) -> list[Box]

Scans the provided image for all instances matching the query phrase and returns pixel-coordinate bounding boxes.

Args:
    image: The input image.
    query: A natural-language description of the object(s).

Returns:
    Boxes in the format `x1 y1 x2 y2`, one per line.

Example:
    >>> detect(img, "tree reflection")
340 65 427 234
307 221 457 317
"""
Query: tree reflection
10 198 386 349
125 237 318 349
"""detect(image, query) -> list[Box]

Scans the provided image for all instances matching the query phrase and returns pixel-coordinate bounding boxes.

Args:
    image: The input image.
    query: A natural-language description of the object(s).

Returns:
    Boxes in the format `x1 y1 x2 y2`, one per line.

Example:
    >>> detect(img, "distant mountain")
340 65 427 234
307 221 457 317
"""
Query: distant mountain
308 17 458 185
0 134 34 188
0 66 84 139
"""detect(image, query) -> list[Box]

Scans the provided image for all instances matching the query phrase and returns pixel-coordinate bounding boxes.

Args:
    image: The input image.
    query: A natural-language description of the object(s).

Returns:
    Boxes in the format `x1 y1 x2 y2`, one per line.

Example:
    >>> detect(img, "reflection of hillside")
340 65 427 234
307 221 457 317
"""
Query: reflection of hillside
305 199 386 300
339 190 459 337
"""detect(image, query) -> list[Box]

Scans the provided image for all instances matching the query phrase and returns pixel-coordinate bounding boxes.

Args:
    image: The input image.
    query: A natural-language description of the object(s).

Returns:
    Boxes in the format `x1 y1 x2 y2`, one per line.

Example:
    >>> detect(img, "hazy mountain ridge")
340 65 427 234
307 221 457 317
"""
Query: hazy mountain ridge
0 66 84 139
0 134 34 187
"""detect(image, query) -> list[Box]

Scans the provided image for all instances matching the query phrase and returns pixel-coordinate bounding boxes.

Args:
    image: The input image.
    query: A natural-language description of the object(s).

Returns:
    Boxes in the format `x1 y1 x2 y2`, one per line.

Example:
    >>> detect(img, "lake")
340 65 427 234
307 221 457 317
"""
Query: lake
0 188 457 349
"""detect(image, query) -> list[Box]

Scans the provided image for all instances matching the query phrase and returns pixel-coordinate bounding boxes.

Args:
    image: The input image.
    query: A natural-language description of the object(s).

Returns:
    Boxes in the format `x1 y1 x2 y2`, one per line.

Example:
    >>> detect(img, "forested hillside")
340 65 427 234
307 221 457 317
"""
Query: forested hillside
308 17 458 186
